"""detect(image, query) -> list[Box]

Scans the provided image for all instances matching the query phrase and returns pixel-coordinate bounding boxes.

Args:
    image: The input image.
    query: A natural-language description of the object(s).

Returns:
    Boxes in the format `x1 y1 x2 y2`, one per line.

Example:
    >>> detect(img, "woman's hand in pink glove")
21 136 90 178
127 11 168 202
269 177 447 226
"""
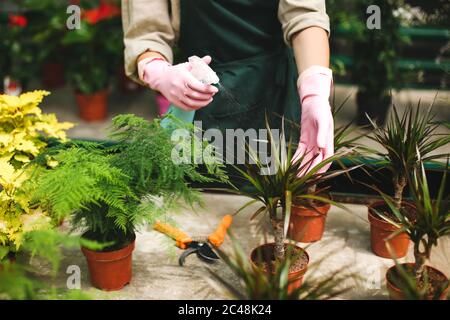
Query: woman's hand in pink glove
293 66 334 175
139 56 218 111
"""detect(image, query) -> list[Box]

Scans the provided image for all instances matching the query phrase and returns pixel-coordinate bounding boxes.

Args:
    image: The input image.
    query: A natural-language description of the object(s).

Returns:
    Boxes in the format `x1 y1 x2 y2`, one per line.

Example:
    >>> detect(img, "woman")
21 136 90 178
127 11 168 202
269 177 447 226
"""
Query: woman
122 0 333 172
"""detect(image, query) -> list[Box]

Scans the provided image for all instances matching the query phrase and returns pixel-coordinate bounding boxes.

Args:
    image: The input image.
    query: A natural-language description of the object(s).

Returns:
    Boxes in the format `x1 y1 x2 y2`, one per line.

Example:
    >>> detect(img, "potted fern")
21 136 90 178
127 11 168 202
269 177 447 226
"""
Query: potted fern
229 122 355 291
377 162 449 300
33 115 227 291
366 103 450 258
288 95 364 242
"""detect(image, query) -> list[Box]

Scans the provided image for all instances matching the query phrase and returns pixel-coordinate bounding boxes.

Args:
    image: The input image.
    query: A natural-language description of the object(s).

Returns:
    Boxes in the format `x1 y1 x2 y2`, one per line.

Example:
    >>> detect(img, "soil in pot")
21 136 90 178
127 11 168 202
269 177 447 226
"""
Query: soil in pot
288 200 331 243
368 201 416 259
81 233 136 291
75 90 108 122
386 263 449 300
250 243 309 293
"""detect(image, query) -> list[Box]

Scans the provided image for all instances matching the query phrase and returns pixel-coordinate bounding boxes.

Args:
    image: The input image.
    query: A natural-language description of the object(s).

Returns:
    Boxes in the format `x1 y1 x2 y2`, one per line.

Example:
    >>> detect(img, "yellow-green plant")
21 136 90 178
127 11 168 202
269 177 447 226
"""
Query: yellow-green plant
0 158 51 258
0 91 73 258
0 90 73 167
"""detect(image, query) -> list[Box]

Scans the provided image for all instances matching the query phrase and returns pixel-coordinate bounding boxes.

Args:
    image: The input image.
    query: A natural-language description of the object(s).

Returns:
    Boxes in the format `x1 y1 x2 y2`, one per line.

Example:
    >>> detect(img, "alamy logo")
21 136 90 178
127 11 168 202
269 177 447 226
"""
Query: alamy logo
66 265 81 289
171 121 281 175
366 5 381 30
66 5 81 30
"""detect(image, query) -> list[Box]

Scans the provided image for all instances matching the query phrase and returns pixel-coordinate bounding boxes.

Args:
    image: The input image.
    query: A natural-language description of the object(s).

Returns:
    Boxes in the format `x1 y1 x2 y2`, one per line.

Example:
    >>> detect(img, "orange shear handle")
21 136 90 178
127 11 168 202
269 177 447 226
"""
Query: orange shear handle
208 215 233 248
154 221 192 249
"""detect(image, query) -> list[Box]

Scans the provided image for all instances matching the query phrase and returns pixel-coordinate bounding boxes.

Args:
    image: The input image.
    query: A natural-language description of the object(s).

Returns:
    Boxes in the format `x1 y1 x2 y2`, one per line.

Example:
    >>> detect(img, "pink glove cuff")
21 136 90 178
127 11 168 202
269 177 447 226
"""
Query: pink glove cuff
138 58 171 85
140 59 172 90
298 66 333 103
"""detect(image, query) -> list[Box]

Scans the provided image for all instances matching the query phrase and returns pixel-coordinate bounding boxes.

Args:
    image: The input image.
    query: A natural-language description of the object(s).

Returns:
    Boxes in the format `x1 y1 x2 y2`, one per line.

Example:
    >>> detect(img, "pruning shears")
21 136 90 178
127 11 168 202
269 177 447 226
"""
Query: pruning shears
154 215 233 266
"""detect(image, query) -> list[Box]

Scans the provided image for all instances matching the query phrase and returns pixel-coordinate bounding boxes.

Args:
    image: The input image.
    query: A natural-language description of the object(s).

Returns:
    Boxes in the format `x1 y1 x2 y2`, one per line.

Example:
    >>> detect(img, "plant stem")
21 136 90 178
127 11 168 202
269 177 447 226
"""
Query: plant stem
307 184 317 207
271 218 285 261
393 174 407 210
413 240 431 282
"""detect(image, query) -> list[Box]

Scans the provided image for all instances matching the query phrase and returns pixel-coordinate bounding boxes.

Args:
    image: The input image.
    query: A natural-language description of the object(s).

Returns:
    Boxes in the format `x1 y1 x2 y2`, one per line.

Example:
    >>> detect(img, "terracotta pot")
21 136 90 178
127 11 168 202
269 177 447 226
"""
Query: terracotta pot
288 202 331 243
42 62 65 89
75 90 108 122
368 201 412 259
250 243 309 293
386 263 449 300
81 238 135 291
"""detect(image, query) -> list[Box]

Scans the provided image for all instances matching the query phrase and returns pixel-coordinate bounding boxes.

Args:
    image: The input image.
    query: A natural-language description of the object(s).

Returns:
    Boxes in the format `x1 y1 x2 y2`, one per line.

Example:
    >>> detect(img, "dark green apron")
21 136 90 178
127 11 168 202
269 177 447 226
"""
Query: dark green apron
178 0 301 141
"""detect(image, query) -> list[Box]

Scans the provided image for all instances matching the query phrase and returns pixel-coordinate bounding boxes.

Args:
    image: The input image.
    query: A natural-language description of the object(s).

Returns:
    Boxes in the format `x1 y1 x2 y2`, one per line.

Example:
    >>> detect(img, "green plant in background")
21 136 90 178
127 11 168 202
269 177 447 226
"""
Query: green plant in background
376 161 450 299
0 229 96 300
33 114 228 249
352 0 406 126
62 0 123 94
22 0 69 68
0 91 73 258
230 121 355 260
401 0 450 27
208 237 350 300
0 8 37 90
367 103 450 210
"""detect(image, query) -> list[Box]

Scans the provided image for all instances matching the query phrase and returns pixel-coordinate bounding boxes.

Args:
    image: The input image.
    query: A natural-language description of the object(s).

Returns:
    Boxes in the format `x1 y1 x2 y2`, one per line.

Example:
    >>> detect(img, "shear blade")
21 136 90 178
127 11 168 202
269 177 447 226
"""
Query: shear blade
198 243 219 262
179 247 198 266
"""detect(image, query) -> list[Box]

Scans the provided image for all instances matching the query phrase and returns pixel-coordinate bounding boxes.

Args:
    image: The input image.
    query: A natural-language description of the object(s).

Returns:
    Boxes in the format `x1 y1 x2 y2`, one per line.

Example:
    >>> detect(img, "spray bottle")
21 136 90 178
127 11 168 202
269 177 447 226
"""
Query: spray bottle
162 56 220 127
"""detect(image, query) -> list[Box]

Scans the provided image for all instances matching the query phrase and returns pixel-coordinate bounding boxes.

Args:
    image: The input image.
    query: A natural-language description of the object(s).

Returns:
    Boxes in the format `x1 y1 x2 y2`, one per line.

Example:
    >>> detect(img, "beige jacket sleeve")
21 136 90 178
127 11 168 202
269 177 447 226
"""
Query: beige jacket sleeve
278 0 330 45
122 0 178 84
122 0 329 83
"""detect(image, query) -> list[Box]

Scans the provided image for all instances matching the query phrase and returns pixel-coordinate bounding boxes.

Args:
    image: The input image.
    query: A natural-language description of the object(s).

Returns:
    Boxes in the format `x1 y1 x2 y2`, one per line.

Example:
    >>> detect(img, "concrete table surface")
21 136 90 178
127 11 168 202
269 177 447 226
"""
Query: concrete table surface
30 193 450 300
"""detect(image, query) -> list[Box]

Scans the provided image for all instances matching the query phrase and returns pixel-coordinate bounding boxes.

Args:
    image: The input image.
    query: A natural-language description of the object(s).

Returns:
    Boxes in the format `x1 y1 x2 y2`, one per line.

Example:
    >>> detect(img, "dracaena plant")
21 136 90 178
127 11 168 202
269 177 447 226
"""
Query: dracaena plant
230 120 357 261
208 236 350 300
377 160 449 292
367 103 450 210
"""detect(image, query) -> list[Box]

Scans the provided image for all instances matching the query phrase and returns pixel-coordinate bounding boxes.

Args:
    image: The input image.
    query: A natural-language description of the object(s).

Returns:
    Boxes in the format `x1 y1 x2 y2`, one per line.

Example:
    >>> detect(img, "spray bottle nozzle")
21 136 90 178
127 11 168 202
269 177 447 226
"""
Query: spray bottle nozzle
189 56 220 85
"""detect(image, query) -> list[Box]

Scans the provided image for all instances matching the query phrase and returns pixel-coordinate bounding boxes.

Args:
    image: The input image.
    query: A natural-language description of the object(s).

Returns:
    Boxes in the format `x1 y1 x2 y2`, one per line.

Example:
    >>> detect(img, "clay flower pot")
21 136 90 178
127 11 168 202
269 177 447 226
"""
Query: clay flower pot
386 263 449 300
42 62 65 89
288 202 331 243
75 90 108 122
81 239 135 291
250 243 309 293
368 201 412 259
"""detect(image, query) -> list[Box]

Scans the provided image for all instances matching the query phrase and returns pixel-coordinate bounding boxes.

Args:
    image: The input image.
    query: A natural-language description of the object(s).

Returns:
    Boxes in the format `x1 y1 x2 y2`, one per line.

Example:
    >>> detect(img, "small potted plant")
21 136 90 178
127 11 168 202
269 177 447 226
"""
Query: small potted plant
61 1 122 121
34 114 227 290
377 162 449 300
229 121 355 291
366 103 450 258
209 236 351 300
288 95 364 242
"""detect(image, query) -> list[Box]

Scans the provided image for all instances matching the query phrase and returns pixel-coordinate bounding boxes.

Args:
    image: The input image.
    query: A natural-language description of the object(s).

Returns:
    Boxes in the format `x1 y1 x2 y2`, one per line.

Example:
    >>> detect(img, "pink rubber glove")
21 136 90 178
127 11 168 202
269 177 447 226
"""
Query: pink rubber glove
138 56 218 111
293 66 334 175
